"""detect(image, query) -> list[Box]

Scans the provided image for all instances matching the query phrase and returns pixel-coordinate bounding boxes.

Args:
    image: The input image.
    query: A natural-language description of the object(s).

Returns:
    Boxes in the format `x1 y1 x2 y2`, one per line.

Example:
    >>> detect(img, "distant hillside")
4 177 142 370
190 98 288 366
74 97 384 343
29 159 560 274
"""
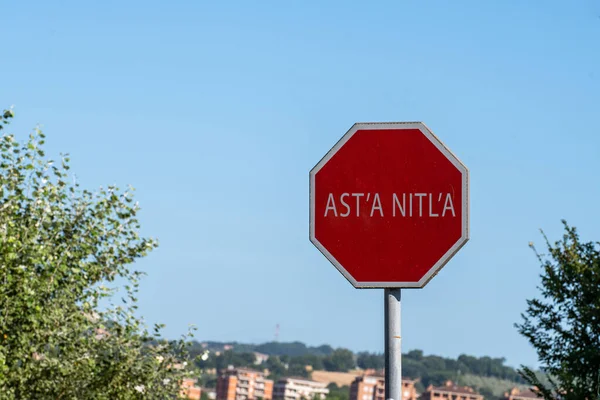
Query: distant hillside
196 340 334 356
458 374 531 398
400 350 527 387
311 370 363 387
255 342 335 356
189 340 540 400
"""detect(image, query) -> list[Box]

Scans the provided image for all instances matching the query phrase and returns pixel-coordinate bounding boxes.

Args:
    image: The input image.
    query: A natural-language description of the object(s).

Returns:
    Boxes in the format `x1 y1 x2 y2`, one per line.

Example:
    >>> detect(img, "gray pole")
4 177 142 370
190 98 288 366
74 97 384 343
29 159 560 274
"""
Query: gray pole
384 289 402 400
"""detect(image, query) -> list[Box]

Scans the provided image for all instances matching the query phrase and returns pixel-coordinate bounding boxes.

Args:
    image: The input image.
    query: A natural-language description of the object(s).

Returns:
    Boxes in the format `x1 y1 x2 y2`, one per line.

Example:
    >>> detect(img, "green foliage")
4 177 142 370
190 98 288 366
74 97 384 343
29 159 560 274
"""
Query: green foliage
287 356 311 378
265 355 288 380
187 341 210 361
458 374 531 400
0 109 193 398
356 352 384 370
197 341 334 357
477 386 495 400
406 349 423 361
293 354 324 371
326 383 349 400
195 350 257 372
323 349 355 372
516 222 600 399
456 355 523 382
255 342 334 357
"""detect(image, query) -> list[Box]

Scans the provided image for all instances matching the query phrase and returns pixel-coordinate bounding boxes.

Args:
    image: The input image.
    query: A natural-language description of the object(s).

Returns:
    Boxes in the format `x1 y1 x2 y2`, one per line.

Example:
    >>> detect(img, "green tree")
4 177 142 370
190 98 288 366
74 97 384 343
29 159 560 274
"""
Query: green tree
287 363 310 378
421 370 453 388
477 386 495 400
323 349 355 372
423 355 447 372
406 350 424 362
266 356 287 379
0 109 193 399
326 383 349 400
516 222 600 399
356 352 384 370
280 355 291 364
212 350 257 372
402 357 426 381
238 352 257 366
292 354 324 371
256 342 307 357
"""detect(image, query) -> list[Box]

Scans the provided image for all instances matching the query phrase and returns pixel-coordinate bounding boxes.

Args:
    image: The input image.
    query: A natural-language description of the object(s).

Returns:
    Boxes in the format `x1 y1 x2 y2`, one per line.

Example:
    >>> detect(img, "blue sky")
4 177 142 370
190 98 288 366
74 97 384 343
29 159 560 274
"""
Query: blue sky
2 0 600 369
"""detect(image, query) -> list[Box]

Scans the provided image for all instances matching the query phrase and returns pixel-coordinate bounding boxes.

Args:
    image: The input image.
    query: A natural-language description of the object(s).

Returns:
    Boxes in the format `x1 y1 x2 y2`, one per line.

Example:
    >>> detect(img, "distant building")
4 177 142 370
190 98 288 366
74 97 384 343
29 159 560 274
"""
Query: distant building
217 367 274 400
254 352 270 365
420 381 483 400
501 387 539 400
349 375 417 400
181 378 202 400
273 377 329 400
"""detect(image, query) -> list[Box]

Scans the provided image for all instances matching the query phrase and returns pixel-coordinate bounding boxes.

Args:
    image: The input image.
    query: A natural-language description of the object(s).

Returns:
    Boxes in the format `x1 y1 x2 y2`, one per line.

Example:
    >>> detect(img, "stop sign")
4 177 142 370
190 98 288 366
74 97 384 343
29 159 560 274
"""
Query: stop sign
309 122 469 288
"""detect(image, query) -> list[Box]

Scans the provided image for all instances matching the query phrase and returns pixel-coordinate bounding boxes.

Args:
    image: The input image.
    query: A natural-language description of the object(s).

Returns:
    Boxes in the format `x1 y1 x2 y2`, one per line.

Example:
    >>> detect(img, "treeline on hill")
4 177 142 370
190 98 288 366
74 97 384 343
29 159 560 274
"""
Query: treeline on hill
187 341 527 391
199 341 336 357
190 344 354 381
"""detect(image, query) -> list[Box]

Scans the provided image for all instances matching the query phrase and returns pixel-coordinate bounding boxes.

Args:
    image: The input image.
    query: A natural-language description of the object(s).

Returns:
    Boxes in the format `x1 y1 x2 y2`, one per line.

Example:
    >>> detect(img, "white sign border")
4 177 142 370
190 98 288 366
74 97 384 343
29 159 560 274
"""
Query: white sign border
309 122 470 289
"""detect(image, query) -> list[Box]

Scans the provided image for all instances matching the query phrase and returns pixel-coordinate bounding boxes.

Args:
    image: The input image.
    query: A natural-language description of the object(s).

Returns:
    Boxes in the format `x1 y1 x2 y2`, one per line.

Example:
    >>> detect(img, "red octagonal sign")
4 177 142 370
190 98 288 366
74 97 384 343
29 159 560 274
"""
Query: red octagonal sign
310 122 469 288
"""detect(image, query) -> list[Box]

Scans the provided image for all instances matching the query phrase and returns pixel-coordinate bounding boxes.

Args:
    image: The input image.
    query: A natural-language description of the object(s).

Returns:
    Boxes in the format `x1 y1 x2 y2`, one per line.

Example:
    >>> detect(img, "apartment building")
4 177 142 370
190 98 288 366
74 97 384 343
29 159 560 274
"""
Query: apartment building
420 381 483 400
181 378 202 400
273 377 329 400
217 367 274 400
349 375 417 400
500 387 539 400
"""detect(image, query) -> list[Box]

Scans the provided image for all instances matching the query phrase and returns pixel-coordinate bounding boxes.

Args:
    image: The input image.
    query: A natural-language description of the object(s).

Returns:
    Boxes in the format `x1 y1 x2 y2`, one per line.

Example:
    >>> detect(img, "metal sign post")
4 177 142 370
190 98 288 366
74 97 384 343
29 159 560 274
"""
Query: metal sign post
385 289 401 400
